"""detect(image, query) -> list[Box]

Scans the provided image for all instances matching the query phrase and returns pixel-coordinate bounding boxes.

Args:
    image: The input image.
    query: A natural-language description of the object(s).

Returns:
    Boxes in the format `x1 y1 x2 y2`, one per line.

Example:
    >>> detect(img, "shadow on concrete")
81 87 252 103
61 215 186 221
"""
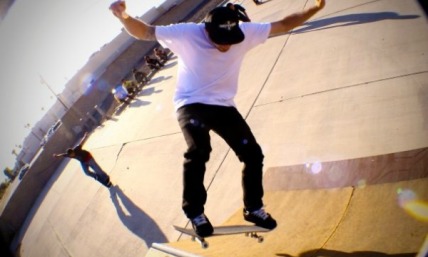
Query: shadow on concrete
112 97 151 116
168 55 178 61
8 159 73 253
139 86 164 97
128 98 151 108
276 249 416 257
292 12 420 34
113 103 131 116
162 60 178 70
106 116 119 122
109 185 168 247
148 75 173 85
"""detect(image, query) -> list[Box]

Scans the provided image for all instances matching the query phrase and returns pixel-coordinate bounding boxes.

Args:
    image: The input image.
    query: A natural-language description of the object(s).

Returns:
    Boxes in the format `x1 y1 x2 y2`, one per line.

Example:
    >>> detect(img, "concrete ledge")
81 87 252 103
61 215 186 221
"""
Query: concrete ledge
150 243 203 257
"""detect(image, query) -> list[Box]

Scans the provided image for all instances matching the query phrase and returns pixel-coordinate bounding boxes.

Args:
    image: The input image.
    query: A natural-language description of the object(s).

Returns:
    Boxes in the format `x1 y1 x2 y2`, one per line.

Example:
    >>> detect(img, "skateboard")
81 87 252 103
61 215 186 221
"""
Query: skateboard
173 225 269 248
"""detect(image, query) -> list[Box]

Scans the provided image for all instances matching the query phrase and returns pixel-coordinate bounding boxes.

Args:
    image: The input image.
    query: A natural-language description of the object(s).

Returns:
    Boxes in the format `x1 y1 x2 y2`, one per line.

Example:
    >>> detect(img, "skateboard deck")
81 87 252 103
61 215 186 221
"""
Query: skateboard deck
173 225 269 248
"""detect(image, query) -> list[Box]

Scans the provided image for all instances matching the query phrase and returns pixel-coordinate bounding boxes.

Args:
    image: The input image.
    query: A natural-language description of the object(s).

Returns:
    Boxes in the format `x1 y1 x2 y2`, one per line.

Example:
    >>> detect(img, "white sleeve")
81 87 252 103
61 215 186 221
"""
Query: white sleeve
240 22 271 49
155 23 198 54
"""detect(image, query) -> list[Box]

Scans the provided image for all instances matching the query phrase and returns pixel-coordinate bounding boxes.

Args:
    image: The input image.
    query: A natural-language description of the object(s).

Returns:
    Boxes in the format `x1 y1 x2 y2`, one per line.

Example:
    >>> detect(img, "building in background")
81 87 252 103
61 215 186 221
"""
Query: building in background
14 0 183 170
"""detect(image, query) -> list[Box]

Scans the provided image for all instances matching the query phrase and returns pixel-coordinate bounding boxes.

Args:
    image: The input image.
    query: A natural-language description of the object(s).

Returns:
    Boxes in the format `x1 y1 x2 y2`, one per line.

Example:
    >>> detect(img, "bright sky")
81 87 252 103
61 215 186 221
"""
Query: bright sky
0 0 165 181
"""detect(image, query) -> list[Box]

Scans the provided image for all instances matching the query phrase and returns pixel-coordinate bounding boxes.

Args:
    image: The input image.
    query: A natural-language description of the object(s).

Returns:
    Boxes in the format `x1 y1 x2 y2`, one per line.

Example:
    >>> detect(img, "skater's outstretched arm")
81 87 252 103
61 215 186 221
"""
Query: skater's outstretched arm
77 132 89 147
53 152 67 158
52 132 88 158
269 0 325 37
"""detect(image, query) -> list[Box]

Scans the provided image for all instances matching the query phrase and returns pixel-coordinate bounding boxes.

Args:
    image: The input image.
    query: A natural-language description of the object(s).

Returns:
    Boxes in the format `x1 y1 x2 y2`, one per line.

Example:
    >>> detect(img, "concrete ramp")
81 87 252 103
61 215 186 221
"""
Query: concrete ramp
148 149 428 256
150 176 427 257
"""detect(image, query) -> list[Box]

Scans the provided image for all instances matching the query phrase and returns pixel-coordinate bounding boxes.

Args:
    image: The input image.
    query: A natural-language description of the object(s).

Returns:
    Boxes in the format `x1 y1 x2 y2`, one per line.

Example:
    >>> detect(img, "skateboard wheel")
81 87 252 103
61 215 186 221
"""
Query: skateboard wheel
202 241 209 248
258 236 264 243
195 237 208 249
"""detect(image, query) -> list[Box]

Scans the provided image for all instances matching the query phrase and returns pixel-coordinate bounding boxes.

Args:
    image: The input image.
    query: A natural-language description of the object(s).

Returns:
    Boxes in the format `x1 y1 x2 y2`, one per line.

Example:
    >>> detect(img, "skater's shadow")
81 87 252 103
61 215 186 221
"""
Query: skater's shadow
292 12 420 34
276 249 416 257
110 185 167 246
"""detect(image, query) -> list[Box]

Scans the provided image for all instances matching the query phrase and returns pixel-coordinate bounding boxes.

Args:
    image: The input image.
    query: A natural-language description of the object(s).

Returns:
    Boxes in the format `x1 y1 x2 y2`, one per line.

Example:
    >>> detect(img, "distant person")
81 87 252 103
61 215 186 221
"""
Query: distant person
112 84 132 104
226 3 251 22
132 68 148 84
110 0 325 237
144 55 163 70
53 132 112 188
121 78 138 95
154 47 169 63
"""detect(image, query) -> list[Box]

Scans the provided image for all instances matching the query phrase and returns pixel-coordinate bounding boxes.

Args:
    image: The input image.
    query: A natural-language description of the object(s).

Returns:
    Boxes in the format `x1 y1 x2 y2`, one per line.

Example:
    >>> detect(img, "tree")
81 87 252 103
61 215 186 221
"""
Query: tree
0 180 11 200
3 167 15 180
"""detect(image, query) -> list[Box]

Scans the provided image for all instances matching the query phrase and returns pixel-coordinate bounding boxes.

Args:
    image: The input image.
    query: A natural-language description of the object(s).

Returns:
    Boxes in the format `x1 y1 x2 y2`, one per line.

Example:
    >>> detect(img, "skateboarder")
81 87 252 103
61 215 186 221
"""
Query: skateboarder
53 132 112 188
110 0 325 237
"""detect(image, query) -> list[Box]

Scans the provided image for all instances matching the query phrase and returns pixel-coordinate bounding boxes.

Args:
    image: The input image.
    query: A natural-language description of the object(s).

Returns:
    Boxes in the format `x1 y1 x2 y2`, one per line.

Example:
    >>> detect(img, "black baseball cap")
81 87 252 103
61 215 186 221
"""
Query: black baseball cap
204 7 245 45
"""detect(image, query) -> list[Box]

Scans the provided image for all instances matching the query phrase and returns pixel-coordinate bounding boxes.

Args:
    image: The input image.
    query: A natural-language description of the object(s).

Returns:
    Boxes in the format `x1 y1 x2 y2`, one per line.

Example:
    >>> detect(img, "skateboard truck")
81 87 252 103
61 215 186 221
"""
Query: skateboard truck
245 231 264 243
191 235 209 249
191 233 263 248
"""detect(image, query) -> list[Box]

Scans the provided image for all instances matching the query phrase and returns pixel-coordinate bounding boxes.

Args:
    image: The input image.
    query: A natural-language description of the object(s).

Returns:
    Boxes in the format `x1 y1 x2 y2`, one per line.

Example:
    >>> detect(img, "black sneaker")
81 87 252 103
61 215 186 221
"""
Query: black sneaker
244 208 277 230
191 214 214 237
106 181 113 188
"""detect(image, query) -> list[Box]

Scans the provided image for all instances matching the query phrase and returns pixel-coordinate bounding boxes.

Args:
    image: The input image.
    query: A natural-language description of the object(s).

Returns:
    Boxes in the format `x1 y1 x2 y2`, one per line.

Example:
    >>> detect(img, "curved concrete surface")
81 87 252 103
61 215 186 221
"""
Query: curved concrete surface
161 153 428 257
11 0 428 257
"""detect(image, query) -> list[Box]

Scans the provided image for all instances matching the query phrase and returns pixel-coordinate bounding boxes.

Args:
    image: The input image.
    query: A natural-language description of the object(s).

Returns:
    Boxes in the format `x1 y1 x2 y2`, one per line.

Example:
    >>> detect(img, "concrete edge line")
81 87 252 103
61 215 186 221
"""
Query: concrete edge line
151 243 203 257
416 235 428 257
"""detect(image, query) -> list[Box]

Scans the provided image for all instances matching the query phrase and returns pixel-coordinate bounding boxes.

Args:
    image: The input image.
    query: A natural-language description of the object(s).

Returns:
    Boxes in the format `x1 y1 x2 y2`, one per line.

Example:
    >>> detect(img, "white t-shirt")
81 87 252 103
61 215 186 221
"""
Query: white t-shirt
156 22 271 110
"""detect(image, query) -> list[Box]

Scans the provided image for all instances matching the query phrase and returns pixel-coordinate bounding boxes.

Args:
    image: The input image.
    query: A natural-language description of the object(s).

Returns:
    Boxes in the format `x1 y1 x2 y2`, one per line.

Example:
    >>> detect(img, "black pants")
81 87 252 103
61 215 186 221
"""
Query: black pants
177 103 264 219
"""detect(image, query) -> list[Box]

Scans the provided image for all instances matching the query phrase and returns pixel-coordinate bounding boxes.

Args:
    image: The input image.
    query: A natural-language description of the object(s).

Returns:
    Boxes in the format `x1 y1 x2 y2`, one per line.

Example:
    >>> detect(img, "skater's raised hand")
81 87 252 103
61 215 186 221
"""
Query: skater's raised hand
109 0 156 41
109 0 129 19
316 0 326 9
